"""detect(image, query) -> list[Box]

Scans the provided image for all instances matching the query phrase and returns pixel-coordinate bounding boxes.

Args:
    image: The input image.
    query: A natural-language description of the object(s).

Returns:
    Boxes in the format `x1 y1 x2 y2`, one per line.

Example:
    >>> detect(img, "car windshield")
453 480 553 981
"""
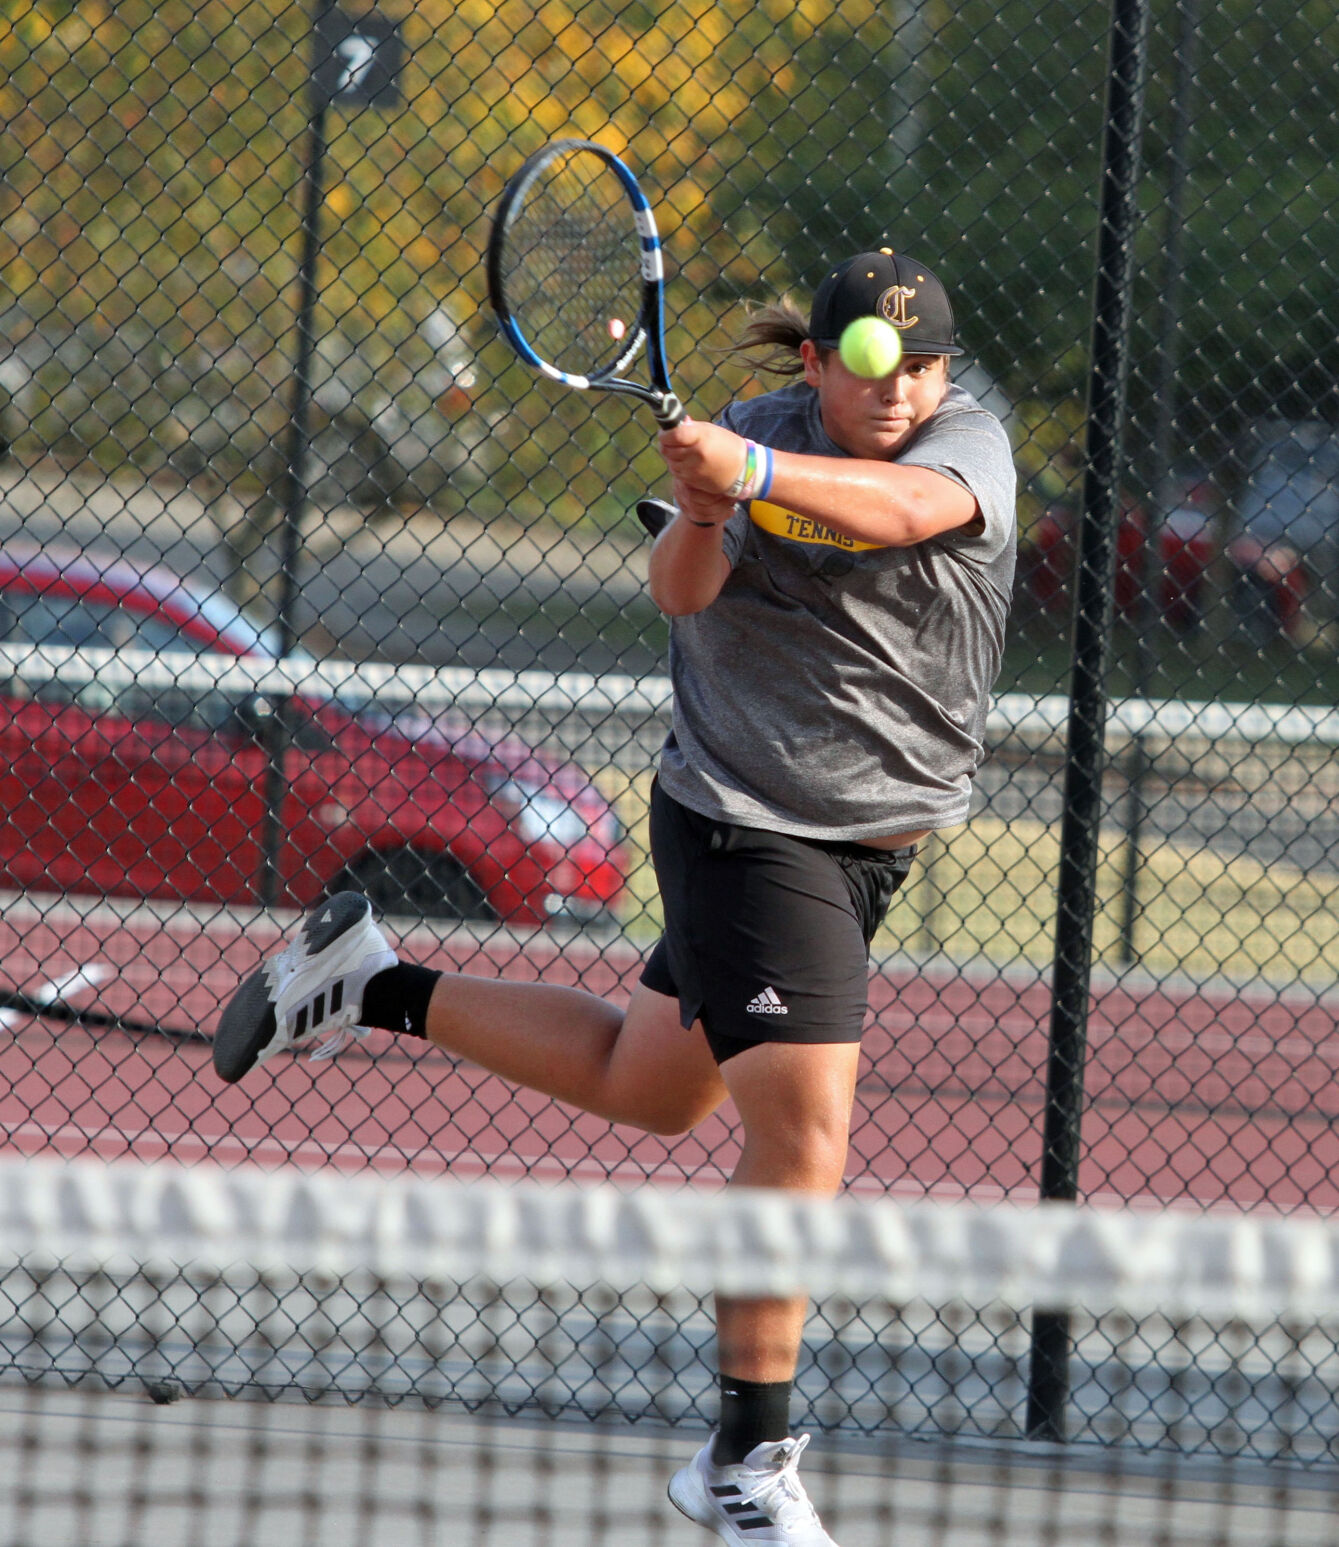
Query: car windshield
0 593 207 654
1239 429 1339 552
190 590 281 656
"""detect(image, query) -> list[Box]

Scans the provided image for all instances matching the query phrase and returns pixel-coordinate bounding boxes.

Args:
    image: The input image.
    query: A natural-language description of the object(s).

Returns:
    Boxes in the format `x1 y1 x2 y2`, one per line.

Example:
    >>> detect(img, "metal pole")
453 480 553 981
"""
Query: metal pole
1025 0 1151 1443
258 0 333 908
1116 0 1200 966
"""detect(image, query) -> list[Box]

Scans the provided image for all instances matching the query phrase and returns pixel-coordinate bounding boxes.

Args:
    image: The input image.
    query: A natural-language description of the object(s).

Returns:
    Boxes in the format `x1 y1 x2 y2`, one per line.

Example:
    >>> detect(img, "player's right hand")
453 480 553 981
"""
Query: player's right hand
658 420 748 498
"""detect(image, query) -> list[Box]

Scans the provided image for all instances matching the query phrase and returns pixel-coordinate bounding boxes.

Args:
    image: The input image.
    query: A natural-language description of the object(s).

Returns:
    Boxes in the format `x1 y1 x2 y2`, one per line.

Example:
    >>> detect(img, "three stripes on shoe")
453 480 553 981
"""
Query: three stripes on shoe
291 978 345 1040
710 1483 775 1532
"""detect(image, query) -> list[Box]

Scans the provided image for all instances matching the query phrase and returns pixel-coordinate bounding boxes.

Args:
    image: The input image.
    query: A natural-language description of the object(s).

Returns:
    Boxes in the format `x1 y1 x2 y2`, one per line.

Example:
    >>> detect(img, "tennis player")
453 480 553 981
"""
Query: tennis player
214 247 1016 1547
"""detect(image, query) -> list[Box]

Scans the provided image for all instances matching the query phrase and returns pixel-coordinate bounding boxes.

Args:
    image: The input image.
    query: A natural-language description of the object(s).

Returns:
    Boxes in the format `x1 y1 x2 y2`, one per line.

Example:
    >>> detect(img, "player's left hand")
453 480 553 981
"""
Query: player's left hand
671 478 736 531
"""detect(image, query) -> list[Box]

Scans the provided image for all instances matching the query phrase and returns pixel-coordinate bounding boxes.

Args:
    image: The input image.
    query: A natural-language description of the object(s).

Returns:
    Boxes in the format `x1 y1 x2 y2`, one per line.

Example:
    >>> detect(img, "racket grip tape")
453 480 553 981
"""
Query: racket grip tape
653 394 685 429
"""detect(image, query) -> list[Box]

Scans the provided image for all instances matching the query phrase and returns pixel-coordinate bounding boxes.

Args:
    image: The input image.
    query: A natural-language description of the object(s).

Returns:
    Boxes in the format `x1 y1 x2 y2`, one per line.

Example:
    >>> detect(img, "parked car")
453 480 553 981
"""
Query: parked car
1151 468 1221 634
0 539 281 656
1019 470 1219 634
1226 421 1339 647
0 542 628 924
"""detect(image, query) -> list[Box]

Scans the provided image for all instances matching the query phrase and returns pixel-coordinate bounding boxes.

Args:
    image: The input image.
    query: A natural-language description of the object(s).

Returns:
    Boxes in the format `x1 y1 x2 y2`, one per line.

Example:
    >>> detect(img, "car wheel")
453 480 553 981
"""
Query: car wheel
336 848 492 922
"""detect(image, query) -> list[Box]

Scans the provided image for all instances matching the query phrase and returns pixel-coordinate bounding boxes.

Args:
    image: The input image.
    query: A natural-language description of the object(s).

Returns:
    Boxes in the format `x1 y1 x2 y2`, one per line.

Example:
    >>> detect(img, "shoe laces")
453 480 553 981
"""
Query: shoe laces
737 1435 822 1531
306 1023 371 1063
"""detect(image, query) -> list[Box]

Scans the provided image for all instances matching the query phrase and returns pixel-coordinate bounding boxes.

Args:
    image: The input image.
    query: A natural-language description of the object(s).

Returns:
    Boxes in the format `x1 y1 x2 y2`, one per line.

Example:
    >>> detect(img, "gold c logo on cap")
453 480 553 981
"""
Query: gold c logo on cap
878 285 919 331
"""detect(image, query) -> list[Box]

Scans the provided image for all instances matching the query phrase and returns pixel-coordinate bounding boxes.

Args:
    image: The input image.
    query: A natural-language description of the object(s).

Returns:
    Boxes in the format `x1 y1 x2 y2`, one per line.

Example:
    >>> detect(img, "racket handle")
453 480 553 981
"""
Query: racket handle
653 394 685 430
634 498 676 537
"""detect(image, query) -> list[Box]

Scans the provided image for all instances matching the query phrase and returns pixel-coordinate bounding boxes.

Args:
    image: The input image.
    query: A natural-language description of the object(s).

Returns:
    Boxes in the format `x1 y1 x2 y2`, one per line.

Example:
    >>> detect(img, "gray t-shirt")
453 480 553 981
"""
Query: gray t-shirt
657 380 1017 840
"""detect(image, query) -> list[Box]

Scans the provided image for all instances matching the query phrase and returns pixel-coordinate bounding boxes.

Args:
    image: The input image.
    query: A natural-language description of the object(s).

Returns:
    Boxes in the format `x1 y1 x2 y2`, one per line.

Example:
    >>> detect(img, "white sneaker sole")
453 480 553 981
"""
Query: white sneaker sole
667 1462 708 1521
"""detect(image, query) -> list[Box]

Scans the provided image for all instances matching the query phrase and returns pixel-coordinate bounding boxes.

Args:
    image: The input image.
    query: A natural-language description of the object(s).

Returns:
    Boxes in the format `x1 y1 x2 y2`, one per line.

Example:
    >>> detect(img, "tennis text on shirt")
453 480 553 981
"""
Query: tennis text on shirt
747 500 884 552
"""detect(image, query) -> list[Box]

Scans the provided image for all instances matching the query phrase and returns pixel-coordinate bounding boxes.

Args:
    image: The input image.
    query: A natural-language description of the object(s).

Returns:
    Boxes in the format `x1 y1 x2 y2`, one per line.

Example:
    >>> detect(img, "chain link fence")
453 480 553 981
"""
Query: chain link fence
1 0 1337 1458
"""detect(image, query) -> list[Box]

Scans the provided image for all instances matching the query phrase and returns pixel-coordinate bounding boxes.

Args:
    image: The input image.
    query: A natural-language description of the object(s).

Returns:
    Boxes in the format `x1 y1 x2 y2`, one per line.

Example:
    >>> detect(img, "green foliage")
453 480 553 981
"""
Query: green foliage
1 0 1335 520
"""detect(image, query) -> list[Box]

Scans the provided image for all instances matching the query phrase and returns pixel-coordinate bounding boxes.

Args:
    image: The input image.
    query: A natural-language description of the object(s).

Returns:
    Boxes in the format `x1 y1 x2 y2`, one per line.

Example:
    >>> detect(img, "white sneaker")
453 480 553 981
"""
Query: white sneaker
212 893 398 1082
668 1434 839 1547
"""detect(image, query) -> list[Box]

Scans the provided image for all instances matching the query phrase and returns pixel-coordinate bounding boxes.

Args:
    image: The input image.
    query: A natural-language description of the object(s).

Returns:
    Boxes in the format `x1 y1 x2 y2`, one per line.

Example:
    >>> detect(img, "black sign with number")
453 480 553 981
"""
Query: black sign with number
313 10 403 109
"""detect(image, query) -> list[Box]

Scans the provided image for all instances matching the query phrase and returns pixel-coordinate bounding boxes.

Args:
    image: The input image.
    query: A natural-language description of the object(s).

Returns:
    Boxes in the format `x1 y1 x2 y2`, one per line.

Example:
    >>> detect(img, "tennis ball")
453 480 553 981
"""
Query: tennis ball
838 317 903 379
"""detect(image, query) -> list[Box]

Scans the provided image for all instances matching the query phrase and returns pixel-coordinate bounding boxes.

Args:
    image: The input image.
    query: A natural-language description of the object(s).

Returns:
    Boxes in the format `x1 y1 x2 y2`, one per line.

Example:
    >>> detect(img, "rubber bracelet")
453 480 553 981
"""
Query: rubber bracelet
726 440 773 503
726 441 759 500
685 518 718 528
756 444 775 501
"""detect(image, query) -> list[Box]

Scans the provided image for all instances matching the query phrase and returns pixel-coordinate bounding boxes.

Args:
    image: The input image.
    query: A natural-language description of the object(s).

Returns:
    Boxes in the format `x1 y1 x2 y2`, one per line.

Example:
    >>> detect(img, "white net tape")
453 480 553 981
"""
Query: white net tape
4 1153 1338 1325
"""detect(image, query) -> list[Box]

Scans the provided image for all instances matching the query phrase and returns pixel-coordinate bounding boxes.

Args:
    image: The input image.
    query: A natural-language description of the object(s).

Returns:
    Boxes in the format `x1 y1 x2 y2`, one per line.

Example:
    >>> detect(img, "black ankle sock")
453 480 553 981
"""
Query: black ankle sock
712 1375 792 1466
359 964 442 1039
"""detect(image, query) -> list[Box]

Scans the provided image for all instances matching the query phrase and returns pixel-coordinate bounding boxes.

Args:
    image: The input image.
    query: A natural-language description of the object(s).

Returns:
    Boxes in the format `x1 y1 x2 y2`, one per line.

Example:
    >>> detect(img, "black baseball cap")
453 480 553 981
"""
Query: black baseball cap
809 249 963 357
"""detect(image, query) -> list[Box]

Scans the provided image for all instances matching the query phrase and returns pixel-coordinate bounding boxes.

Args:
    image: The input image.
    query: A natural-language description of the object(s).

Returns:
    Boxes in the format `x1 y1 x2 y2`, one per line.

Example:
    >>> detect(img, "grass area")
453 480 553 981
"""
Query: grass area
904 817 1339 986
1004 611 1339 707
613 773 1339 990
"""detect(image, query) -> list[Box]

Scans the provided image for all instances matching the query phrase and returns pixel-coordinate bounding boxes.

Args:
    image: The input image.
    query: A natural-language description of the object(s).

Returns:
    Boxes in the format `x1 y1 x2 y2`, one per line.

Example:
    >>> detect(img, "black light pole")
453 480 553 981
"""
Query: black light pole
1025 0 1151 1443
256 4 403 908
257 1 337 910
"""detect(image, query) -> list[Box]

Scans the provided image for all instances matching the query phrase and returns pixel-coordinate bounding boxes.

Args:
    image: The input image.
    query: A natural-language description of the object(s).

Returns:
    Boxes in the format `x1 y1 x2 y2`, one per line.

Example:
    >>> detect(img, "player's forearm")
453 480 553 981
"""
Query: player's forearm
767 451 978 546
647 492 734 616
660 421 977 546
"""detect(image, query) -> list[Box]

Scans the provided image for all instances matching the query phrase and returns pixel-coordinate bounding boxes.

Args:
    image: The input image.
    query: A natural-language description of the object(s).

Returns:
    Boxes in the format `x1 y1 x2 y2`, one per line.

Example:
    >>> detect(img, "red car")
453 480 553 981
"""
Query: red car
1022 476 1218 634
0 542 628 925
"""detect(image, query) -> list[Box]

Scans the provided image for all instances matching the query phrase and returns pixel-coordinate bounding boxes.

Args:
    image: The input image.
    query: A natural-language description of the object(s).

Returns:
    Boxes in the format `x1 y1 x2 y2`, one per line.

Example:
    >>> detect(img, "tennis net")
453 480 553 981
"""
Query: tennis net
2 1153 1338 1546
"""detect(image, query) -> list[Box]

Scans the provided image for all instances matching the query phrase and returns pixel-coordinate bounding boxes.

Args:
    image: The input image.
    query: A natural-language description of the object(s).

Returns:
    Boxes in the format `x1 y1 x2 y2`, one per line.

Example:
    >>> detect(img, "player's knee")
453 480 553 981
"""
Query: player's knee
734 1116 851 1194
633 1087 720 1137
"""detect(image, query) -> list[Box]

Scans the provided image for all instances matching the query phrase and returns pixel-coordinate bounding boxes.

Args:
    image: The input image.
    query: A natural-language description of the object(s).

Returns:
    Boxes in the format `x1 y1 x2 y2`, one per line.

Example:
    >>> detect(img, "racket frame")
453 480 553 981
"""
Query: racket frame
0 982 203 1042
487 138 684 428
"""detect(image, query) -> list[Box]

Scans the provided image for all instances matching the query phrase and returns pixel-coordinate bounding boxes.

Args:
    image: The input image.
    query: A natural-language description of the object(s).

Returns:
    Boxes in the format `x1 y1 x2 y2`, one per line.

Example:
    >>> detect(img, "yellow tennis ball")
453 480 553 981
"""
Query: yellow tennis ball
838 316 903 378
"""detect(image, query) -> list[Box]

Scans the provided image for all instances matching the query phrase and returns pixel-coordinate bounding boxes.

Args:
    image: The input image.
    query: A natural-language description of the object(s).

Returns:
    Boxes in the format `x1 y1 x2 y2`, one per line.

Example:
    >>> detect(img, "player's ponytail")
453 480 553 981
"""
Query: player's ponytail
715 297 810 376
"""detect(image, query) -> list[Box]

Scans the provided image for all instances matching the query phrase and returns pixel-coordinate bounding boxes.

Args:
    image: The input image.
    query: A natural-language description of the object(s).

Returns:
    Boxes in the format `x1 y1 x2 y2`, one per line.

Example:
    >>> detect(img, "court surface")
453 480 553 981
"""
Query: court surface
3 1384 1335 1547
2 889 1338 1210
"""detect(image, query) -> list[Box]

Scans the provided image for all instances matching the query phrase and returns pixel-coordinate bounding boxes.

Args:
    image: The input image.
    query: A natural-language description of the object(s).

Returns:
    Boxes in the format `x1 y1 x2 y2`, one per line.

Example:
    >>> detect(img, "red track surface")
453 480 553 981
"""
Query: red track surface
3 890 1338 1213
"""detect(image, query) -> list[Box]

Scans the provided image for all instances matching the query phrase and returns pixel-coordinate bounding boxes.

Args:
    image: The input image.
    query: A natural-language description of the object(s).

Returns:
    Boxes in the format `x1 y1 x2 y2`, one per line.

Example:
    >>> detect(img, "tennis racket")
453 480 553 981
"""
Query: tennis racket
487 139 684 429
0 978 204 1043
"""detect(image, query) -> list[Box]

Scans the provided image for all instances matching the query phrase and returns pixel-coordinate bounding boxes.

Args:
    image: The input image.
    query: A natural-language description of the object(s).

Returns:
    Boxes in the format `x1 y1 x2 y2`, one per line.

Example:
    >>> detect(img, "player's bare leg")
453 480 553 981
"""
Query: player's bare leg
214 896 851 1542
213 893 726 1135
713 1040 860 1376
420 973 726 1134
668 1040 857 1547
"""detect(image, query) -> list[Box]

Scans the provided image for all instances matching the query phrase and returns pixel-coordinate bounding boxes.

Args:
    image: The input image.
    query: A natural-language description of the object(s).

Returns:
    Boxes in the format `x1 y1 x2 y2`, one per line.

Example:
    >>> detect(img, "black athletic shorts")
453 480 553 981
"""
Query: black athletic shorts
641 780 916 1063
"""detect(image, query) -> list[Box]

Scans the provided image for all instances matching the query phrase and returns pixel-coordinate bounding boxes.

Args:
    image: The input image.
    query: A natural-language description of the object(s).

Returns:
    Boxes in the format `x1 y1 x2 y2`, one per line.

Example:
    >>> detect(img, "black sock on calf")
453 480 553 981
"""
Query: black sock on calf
359 964 442 1039
712 1374 793 1466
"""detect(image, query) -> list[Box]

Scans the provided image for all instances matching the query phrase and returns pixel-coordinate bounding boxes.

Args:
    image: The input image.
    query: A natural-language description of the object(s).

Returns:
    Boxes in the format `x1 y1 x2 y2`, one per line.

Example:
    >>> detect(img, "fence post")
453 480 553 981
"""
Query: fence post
256 3 403 907
1025 0 1152 1443
1116 0 1202 966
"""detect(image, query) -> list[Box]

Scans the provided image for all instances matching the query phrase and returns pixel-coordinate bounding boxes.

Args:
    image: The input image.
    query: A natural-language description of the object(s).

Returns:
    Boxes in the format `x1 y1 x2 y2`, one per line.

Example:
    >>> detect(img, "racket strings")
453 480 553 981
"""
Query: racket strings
501 153 643 376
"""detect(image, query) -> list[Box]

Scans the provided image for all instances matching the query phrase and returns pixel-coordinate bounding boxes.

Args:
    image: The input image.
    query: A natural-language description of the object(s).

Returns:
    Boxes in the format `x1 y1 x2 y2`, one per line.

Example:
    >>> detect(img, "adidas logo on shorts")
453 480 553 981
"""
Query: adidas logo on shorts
746 986 789 1016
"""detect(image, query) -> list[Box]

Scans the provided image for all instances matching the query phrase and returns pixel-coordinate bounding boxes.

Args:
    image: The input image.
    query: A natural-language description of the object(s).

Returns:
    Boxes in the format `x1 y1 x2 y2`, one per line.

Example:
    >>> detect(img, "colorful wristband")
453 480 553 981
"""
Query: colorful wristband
756 444 775 501
725 441 775 503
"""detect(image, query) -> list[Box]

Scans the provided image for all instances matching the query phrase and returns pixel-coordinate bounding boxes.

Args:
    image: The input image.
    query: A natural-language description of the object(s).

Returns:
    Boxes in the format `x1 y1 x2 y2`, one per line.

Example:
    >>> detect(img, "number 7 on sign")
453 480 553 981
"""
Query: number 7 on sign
335 36 377 99
315 13 403 110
